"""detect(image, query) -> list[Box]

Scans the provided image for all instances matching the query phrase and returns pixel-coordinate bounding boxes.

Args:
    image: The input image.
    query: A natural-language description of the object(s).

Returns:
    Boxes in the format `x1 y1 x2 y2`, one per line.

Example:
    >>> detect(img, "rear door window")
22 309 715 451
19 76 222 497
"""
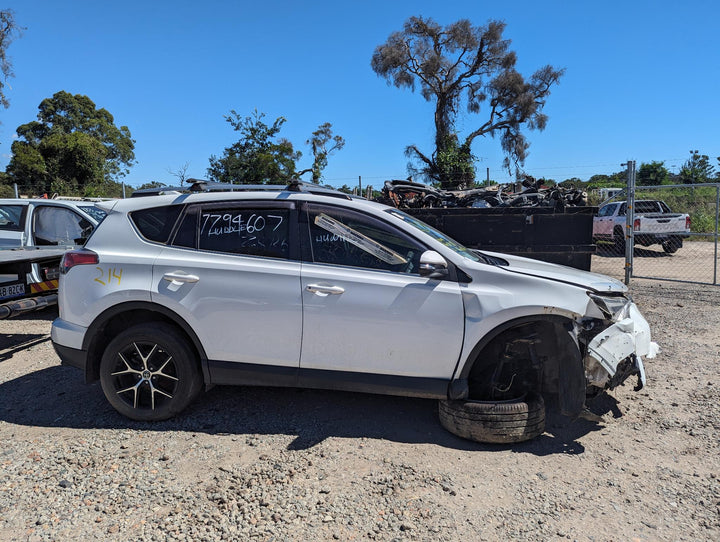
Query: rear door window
197 207 291 259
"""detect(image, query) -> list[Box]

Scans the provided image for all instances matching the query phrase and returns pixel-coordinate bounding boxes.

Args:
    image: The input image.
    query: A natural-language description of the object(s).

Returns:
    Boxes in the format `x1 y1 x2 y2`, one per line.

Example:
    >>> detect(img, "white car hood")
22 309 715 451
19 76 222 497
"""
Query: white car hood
478 250 627 293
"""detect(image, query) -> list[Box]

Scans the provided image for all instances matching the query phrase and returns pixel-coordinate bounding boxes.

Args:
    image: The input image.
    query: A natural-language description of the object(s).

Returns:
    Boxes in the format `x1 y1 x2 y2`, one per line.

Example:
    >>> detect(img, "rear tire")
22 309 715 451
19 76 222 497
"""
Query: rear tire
662 237 681 254
439 393 545 444
613 227 626 254
99 322 202 421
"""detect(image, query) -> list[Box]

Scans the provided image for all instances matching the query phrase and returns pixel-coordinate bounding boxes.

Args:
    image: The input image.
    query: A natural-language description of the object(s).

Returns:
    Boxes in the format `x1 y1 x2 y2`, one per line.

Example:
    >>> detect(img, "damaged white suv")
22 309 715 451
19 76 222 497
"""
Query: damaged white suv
51 183 658 443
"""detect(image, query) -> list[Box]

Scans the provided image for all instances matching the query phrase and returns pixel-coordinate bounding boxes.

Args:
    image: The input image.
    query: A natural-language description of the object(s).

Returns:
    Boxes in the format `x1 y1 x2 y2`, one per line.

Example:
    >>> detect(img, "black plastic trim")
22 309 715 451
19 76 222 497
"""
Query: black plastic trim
207 360 448 399
53 342 87 372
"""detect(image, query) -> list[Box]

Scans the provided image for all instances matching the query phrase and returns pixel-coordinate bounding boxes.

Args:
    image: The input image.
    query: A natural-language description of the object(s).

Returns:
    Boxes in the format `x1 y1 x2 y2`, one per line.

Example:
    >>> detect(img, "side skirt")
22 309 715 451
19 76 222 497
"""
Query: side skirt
207 360 449 399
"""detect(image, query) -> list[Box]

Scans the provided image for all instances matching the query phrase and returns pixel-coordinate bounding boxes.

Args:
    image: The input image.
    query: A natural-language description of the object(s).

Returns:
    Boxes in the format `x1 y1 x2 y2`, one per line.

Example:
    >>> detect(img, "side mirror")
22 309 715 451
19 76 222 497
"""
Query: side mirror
419 250 449 279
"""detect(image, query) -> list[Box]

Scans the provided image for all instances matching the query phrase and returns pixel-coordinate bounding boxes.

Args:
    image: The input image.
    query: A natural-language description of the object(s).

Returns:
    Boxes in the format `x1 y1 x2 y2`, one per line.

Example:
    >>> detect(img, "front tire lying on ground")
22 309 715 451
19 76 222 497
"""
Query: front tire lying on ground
99 322 202 421
438 393 545 444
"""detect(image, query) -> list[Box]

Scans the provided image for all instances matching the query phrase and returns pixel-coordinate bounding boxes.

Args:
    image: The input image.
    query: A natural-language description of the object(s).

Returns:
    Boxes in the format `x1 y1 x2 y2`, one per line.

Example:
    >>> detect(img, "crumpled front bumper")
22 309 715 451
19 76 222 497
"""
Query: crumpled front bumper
584 303 659 390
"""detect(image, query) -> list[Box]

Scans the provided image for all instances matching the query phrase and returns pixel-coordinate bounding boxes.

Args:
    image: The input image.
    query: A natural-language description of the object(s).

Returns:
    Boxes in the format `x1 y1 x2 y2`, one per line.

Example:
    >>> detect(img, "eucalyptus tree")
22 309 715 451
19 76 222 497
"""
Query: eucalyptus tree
372 16 564 189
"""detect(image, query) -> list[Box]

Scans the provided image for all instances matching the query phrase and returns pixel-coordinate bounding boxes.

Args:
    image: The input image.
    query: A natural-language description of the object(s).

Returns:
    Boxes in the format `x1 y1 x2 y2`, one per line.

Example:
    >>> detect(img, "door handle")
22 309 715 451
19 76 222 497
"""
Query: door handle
162 271 200 284
306 284 345 296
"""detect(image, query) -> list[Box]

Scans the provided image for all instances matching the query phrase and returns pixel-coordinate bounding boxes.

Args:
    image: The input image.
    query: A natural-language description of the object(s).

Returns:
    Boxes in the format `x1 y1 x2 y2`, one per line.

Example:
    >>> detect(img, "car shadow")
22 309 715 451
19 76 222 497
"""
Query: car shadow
0 334 50 361
0 310 56 362
595 244 672 258
0 364 617 456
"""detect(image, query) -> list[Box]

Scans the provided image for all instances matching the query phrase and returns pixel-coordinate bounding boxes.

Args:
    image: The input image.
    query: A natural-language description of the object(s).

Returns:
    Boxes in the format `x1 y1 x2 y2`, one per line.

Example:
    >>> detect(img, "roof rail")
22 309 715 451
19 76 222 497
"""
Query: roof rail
285 179 353 199
51 195 115 202
131 178 354 200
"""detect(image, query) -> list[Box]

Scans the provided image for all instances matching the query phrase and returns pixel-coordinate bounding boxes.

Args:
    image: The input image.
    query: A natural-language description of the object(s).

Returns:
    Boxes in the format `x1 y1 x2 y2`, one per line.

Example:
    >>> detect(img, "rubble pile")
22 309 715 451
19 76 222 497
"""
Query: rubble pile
377 177 588 211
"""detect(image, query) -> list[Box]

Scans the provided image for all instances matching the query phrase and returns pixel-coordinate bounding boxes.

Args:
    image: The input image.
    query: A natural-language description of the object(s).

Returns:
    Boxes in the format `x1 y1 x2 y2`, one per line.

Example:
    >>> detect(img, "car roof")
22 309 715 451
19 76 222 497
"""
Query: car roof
98 190 389 215
0 198 103 207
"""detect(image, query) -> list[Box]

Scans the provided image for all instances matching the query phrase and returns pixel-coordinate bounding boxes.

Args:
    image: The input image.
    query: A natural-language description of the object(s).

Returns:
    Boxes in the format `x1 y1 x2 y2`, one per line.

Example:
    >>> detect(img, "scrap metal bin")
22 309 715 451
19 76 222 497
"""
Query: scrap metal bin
405 206 597 271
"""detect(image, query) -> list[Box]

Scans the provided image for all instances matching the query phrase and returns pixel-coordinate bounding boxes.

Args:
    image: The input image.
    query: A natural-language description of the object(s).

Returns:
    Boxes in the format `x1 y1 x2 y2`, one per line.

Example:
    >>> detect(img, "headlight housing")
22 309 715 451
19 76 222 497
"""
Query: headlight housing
587 293 632 321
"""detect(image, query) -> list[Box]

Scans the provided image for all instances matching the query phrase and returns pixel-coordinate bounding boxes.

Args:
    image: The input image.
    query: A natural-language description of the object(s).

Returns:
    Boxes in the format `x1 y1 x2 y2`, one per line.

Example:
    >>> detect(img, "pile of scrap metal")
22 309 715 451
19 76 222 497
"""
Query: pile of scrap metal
377 177 588 210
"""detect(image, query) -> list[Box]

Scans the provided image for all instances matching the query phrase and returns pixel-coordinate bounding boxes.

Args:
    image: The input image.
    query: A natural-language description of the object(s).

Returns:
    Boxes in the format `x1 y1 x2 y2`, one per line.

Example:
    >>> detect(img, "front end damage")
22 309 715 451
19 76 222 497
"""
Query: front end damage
579 293 659 395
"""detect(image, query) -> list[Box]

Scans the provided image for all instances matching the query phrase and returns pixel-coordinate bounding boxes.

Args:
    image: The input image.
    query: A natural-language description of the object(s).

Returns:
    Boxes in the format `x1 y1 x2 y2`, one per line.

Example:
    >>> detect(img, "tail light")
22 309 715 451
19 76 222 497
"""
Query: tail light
61 249 99 274
685 215 691 231
633 218 641 231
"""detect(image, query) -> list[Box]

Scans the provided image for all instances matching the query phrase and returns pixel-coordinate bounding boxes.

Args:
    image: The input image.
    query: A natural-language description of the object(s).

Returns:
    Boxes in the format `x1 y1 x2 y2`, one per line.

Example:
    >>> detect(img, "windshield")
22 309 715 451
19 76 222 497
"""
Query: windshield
78 205 108 224
384 209 481 262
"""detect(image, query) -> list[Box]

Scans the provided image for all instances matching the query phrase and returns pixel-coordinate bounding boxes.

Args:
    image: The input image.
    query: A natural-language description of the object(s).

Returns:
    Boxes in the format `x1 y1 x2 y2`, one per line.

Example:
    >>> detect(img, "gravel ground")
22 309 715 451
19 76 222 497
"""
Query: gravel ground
0 280 718 541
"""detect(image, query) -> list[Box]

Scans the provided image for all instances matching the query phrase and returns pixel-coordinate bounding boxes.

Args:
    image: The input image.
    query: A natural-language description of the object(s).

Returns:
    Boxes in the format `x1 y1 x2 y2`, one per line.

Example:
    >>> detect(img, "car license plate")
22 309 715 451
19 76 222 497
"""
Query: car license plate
0 282 25 301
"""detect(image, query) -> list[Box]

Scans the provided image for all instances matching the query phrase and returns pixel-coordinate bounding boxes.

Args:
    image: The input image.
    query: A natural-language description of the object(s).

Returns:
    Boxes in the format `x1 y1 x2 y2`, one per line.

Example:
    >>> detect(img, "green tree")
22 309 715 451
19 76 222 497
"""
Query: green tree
305 122 345 183
0 9 22 112
559 177 583 187
137 180 166 190
207 110 300 184
372 16 564 189
587 174 610 187
7 91 135 195
636 161 670 186
0 171 14 196
679 151 715 184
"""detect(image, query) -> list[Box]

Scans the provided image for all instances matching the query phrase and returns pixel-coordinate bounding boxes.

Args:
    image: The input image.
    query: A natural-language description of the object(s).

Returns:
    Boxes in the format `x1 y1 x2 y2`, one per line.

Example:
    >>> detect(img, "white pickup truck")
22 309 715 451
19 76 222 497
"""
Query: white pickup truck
593 200 691 253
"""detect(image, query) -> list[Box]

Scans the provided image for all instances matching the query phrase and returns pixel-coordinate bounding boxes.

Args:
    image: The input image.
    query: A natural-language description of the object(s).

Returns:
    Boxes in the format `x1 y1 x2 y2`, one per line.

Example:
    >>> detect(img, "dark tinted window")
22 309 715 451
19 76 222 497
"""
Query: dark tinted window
597 204 616 217
635 201 660 214
305 205 423 274
130 205 183 243
198 208 290 259
172 210 197 248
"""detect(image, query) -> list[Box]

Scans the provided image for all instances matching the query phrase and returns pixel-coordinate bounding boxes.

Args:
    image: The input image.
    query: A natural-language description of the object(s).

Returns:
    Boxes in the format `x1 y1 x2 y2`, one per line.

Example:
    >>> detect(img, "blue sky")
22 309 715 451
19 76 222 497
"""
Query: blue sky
1 0 718 189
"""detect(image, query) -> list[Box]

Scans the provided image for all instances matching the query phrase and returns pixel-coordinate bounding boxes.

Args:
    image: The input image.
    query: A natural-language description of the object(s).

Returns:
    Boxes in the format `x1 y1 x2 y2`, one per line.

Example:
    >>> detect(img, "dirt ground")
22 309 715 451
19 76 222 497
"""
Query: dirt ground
0 280 718 541
592 239 719 284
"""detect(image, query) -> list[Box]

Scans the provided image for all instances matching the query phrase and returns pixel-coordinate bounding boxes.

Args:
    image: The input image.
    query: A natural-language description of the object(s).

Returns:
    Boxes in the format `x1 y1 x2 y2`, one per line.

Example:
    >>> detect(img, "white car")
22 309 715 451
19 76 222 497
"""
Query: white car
0 198 106 287
50 184 657 443
0 198 105 248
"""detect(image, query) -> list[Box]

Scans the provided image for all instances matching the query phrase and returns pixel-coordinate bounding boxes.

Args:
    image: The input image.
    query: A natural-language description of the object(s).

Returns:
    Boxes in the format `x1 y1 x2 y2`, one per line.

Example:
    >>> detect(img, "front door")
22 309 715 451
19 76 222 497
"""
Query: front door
298 203 465 390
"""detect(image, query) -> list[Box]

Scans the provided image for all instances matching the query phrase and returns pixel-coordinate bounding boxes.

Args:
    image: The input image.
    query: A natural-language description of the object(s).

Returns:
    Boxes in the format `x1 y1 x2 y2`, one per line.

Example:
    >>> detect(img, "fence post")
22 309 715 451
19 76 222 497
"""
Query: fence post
623 160 636 285
714 185 719 285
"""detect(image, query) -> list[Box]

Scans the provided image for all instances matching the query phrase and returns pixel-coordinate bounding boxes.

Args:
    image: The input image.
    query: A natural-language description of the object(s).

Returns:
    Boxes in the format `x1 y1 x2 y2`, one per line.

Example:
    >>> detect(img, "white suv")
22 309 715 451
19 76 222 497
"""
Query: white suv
51 184 657 443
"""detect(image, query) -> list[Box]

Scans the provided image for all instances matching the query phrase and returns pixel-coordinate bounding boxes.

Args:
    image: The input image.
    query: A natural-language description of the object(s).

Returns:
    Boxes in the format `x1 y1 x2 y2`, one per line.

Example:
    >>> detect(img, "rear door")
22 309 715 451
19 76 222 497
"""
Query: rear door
151 201 303 380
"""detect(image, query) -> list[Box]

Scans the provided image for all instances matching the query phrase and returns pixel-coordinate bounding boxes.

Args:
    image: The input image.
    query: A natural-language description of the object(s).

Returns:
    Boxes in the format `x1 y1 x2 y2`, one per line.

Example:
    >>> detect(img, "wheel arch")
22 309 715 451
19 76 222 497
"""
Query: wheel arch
82 301 209 384
449 314 585 416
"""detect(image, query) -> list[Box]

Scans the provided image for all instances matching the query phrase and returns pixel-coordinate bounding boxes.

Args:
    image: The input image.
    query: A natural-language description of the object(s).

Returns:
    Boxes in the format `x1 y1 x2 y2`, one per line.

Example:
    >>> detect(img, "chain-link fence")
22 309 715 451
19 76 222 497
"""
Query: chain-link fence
590 179 720 286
